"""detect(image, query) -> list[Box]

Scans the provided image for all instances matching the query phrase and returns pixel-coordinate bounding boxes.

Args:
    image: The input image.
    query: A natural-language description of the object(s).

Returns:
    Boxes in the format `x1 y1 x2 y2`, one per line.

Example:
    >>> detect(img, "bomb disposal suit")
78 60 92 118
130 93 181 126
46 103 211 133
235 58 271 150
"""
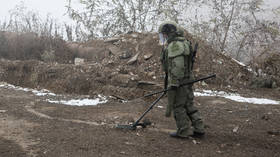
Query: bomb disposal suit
158 21 205 138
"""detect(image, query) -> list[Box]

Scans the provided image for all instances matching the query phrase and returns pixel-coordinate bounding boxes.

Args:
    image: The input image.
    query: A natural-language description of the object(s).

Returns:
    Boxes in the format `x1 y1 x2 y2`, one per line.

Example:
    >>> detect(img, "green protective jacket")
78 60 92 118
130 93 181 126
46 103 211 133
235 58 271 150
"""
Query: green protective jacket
160 36 193 88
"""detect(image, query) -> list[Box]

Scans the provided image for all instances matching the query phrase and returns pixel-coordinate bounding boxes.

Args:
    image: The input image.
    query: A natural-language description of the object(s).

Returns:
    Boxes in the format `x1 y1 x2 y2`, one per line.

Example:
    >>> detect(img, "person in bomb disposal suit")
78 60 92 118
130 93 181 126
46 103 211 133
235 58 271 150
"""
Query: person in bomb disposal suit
158 21 205 138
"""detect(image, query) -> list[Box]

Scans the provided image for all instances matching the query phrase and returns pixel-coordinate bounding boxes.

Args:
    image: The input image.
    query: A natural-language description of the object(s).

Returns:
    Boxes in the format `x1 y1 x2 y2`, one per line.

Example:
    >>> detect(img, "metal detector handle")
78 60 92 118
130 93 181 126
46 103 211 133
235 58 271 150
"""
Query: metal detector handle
142 74 216 98
132 92 166 128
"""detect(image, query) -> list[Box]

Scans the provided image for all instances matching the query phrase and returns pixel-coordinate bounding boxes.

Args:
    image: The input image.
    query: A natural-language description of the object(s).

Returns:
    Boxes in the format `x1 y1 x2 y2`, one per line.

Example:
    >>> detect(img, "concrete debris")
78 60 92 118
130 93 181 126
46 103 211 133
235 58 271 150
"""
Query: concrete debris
108 45 122 55
144 53 153 60
127 52 140 65
119 51 132 59
138 81 157 86
104 37 121 43
74 58 85 65
131 33 138 38
233 126 239 133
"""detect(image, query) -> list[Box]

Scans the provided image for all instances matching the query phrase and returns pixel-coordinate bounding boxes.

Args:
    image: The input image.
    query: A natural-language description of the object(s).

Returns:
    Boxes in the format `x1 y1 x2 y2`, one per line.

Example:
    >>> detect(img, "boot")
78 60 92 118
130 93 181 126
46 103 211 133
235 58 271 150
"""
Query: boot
191 131 205 138
169 132 190 139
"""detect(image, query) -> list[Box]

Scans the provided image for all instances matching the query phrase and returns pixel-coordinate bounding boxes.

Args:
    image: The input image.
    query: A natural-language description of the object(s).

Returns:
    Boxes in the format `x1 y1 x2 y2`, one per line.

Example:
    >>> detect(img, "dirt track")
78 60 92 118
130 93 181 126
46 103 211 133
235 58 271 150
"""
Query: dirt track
0 84 279 157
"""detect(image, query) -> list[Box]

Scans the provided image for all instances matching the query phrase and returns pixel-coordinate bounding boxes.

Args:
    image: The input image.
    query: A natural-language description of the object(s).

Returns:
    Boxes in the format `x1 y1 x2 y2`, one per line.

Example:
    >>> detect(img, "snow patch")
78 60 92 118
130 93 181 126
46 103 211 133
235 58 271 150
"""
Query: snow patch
1 82 278 105
0 82 56 96
195 90 280 105
46 97 107 106
0 82 108 106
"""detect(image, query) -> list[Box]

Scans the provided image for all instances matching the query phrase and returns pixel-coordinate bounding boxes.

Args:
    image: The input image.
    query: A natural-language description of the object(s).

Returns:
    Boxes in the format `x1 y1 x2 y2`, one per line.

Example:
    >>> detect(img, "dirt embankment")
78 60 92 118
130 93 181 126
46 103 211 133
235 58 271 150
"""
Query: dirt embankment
0 32 279 157
0 32 258 99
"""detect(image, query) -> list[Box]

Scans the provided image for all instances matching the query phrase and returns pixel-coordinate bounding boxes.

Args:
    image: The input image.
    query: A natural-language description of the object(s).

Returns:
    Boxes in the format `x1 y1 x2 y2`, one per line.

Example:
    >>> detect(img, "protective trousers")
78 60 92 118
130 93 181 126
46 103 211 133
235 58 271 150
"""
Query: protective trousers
168 85 204 137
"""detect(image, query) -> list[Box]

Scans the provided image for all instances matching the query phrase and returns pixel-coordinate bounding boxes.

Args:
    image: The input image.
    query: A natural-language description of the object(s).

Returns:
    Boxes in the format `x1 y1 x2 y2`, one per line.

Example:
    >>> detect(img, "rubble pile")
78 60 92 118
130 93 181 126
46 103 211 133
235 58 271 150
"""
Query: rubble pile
0 31 258 99
250 52 280 89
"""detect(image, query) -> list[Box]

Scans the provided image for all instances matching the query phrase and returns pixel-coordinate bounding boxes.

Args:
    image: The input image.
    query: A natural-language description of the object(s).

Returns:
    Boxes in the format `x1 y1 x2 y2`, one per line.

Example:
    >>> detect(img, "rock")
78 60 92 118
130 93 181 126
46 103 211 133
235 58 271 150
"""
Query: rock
147 72 155 77
131 33 138 38
144 53 153 60
233 126 239 133
108 45 122 55
104 37 120 43
127 52 140 65
74 58 85 65
0 110 7 113
119 51 132 59
119 151 126 154
201 81 208 86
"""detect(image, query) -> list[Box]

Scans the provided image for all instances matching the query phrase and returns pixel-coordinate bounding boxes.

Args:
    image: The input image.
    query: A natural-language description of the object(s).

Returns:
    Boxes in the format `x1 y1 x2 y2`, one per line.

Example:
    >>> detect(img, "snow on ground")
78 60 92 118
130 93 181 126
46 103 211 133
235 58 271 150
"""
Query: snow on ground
46 94 108 106
195 90 280 105
0 82 108 106
0 82 279 106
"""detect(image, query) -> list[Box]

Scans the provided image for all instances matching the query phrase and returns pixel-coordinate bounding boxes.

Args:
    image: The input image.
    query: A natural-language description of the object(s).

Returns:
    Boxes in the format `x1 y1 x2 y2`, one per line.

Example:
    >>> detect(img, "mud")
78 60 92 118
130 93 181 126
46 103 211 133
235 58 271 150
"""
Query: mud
0 83 279 157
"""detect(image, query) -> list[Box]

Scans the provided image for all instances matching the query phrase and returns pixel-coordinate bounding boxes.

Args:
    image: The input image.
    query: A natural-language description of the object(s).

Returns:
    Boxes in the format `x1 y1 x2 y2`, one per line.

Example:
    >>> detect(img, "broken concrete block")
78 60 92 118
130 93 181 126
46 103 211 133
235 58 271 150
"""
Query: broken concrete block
108 45 122 55
74 58 85 65
144 53 153 60
127 52 140 65
104 37 120 43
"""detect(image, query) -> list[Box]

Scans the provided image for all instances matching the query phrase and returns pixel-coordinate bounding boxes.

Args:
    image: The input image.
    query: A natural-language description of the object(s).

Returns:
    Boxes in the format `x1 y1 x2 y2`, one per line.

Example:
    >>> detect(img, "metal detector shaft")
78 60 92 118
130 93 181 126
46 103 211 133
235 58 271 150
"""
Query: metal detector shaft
132 92 166 128
140 74 216 99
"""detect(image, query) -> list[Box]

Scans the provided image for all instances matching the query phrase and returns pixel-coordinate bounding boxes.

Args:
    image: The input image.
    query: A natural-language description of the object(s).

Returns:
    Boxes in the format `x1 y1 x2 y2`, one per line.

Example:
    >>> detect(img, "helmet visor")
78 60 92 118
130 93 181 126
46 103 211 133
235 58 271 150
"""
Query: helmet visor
159 33 166 45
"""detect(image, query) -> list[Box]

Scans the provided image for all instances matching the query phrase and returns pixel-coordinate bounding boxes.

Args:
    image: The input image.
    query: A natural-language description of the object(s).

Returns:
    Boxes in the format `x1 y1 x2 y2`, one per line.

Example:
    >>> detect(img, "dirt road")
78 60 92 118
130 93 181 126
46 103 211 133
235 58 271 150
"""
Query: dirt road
0 86 279 157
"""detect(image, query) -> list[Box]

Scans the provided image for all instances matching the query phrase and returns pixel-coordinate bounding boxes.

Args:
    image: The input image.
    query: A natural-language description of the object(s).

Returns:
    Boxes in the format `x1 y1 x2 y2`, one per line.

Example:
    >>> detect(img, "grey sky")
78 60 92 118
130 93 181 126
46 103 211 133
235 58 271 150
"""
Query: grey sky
0 0 279 24
0 0 80 23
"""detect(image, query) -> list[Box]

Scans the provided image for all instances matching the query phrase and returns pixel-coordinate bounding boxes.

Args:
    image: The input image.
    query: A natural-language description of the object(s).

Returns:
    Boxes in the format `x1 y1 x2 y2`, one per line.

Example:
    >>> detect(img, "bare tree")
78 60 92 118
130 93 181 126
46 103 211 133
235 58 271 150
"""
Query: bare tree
66 0 190 39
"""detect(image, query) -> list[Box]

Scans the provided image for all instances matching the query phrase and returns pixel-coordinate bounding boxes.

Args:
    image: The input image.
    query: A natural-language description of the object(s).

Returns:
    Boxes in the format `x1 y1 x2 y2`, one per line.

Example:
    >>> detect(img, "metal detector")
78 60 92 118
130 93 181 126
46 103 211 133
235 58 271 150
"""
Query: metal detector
116 92 166 130
116 74 216 130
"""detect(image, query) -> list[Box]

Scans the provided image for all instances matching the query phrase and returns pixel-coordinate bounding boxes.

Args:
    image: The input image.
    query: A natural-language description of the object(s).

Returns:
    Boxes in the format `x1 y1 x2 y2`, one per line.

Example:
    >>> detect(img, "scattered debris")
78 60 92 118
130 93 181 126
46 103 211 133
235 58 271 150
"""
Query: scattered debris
74 58 85 65
104 37 121 43
119 151 126 155
144 53 153 60
137 81 157 86
267 131 280 136
119 51 132 59
192 140 200 145
0 110 7 113
107 45 122 55
127 52 140 65
233 126 239 133
261 115 270 121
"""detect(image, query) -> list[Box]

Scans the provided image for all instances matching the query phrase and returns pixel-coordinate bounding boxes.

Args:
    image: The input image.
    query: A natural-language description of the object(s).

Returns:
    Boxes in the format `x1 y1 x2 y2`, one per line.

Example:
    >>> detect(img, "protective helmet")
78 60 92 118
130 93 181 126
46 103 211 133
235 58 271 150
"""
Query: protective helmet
158 21 178 33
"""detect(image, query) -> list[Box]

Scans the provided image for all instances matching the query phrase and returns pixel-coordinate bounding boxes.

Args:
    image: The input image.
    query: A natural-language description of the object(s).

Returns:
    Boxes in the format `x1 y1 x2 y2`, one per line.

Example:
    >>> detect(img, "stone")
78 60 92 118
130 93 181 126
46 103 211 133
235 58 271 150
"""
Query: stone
104 37 120 43
74 58 85 65
127 52 140 65
119 51 132 59
144 53 153 60
131 33 138 38
233 126 239 133
147 72 155 77
108 45 122 55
